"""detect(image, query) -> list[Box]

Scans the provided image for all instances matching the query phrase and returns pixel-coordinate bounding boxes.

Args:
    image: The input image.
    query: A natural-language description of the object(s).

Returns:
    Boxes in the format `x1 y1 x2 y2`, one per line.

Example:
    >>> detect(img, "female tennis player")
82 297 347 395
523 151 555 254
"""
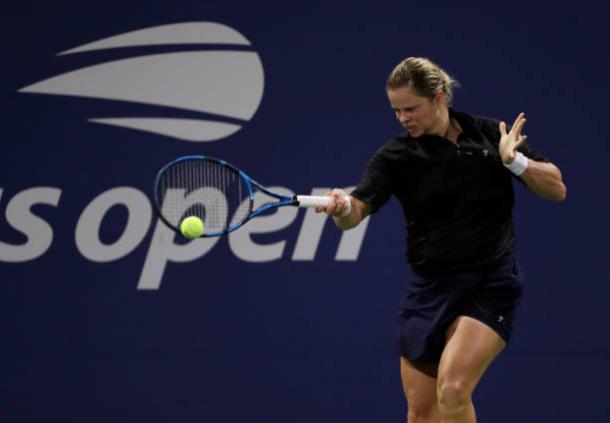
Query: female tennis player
316 57 566 423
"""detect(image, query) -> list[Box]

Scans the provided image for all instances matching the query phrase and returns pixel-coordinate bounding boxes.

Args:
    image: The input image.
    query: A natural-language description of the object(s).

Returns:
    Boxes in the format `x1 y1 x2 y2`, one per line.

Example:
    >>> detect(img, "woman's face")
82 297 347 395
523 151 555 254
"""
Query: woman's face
387 86 445 138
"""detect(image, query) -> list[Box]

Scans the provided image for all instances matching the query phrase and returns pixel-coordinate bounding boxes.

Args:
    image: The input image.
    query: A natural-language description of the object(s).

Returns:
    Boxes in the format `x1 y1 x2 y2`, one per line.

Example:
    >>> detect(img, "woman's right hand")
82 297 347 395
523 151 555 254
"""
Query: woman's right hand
315 188 351 217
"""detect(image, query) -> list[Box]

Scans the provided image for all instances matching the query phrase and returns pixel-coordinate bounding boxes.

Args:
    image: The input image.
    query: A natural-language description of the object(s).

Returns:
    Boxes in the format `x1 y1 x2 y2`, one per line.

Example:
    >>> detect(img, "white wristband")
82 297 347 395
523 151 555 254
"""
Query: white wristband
503 152 528 176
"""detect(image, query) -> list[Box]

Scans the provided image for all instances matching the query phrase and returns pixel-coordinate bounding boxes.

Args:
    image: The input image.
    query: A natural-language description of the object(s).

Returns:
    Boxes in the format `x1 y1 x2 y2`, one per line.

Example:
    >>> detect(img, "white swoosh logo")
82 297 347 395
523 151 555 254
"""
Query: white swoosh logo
88 118 241 141
58 22 251 55
18 23 264 142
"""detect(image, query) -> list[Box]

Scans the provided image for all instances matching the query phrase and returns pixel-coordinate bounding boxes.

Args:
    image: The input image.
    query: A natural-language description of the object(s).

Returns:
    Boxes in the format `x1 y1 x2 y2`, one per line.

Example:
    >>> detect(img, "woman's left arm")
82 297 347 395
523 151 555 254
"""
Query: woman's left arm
518 160 566 201
499 112 567 202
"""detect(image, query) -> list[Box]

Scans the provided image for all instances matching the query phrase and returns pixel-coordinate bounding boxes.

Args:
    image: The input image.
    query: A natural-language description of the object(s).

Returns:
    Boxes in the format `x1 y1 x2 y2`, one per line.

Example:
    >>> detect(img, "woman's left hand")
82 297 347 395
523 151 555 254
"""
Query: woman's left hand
499 112 528 164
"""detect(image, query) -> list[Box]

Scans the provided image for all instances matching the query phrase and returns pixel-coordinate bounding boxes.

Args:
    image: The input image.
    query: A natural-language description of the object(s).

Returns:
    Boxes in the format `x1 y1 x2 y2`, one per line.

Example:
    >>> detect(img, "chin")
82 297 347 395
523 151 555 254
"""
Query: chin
408 128 421 137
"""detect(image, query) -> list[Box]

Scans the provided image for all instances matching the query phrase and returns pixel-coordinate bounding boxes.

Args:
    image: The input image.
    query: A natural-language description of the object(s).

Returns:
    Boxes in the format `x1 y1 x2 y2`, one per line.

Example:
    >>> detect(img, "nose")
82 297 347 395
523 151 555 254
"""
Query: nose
397 110 411 125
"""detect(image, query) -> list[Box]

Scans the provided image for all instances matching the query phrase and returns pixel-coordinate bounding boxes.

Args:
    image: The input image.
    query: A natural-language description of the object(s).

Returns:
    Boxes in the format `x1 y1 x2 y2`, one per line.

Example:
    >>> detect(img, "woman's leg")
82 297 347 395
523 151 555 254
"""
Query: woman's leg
400 357 441 422
436 316 506 423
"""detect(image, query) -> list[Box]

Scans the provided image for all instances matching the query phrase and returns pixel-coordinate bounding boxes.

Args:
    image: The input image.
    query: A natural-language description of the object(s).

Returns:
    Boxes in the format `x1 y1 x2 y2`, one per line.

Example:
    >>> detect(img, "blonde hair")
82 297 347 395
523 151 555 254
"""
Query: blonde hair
386 57 459 105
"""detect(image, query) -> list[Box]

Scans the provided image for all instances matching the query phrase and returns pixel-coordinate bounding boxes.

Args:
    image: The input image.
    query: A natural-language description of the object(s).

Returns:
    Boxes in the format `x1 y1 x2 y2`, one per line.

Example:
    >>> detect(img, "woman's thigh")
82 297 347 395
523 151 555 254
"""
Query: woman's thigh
438 315 506 394
400 357 439 412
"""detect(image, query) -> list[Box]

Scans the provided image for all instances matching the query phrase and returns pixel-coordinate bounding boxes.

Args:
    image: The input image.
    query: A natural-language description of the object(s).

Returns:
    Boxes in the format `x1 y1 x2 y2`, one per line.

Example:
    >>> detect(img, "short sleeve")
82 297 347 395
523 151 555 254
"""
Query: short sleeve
350 154 393 214
517 140 549 162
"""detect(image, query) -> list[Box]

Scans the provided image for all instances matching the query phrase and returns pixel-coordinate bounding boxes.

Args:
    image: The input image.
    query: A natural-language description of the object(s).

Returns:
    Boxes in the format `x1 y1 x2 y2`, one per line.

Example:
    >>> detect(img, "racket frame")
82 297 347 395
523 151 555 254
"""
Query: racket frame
153 155 300 237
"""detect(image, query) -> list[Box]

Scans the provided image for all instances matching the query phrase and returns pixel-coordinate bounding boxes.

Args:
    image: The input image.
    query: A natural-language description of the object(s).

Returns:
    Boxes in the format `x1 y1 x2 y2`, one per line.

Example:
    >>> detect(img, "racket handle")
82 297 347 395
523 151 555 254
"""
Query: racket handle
295 195 352 217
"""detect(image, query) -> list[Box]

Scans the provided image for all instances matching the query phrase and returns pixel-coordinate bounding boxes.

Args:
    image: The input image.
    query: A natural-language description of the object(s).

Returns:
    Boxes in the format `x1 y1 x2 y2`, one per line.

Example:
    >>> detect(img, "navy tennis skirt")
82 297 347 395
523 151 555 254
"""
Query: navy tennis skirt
397 253 523 363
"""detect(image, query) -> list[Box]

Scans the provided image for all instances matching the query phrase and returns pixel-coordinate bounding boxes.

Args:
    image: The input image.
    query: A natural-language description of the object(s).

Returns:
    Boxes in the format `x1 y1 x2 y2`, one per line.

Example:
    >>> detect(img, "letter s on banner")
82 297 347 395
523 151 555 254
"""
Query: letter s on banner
0 187 62 262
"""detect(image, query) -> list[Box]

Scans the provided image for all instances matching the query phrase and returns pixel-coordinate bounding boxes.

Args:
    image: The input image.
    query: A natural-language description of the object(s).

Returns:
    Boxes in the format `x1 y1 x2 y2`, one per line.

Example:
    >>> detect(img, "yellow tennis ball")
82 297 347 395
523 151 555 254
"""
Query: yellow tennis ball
180 216 204 239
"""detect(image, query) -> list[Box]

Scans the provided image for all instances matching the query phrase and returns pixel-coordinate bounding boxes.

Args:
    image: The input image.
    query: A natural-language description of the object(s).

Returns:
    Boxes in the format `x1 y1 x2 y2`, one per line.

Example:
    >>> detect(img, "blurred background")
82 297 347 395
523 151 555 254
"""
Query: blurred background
1 1 609 421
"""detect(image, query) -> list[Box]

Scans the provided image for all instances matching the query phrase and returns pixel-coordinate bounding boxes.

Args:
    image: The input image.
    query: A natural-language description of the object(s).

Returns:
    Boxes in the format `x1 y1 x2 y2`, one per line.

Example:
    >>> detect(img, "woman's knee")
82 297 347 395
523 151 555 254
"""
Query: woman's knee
436 379 471 410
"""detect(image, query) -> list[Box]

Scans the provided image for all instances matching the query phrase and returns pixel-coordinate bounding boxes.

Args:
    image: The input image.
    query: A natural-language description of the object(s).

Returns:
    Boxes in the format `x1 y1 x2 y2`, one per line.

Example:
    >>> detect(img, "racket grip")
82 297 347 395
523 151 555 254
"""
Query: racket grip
295 195 352 217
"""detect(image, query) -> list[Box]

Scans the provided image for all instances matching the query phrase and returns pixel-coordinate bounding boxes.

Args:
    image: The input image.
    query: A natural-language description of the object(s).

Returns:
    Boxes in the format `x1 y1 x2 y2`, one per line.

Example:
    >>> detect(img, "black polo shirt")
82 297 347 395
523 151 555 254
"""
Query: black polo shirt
352 109 549 273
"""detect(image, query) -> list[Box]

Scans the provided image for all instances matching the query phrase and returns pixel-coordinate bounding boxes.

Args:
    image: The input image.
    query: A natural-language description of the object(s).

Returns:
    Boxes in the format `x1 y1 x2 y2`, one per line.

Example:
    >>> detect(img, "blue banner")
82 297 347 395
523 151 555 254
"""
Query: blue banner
2 1 609 421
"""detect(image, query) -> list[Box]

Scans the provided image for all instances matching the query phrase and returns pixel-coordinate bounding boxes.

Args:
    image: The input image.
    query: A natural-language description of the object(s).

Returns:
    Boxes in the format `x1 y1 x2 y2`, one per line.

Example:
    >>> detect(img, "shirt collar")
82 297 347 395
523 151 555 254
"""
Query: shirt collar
402 108 475 141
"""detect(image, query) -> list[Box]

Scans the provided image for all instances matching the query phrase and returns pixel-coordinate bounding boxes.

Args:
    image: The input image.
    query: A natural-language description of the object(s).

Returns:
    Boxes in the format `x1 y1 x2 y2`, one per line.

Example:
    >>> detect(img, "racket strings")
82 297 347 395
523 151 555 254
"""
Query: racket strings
157 159 251 233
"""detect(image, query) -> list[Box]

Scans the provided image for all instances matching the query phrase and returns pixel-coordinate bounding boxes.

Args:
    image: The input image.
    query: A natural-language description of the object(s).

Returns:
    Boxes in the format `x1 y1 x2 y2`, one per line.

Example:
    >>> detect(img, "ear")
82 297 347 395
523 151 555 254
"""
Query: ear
435 91 446 107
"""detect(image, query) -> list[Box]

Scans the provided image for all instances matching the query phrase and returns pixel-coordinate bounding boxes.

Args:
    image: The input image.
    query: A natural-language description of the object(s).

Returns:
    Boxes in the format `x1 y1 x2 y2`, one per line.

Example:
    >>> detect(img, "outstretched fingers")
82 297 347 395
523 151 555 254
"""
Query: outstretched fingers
499 121 507 136
511 112 526 137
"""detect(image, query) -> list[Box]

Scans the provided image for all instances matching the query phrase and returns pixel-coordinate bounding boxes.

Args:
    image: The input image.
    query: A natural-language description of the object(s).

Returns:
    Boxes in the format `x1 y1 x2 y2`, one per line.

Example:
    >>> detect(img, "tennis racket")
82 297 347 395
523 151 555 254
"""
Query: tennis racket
153 155 351 237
